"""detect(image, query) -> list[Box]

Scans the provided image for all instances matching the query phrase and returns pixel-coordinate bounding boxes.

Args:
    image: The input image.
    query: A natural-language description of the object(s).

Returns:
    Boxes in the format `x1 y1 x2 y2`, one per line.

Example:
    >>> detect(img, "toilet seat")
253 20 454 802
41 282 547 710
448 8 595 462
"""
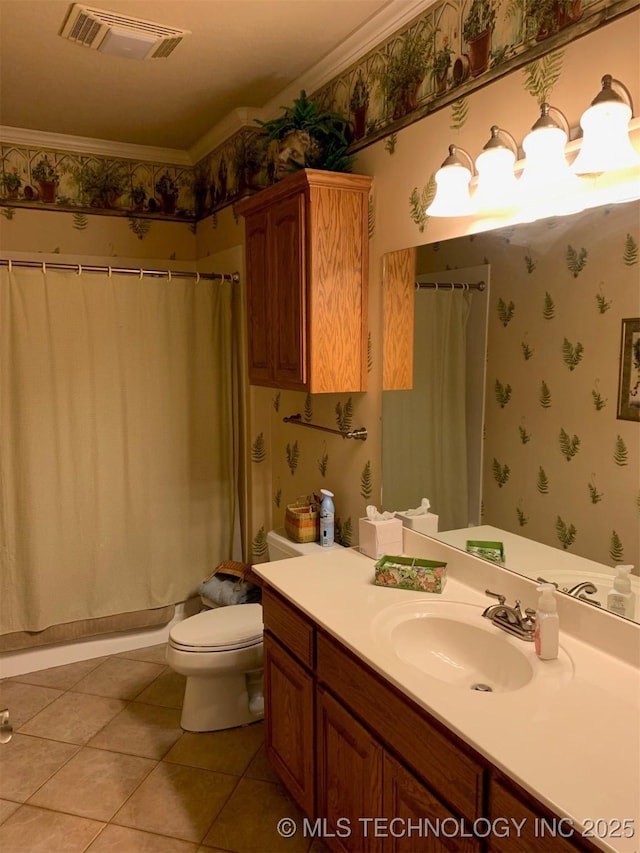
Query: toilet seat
169 603 263 653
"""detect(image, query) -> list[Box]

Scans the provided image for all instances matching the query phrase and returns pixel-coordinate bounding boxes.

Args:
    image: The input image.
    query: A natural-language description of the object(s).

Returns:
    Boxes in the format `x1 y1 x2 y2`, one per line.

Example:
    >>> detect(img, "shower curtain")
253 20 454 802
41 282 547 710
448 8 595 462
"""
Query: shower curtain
382 289 470 530
0 265 240 634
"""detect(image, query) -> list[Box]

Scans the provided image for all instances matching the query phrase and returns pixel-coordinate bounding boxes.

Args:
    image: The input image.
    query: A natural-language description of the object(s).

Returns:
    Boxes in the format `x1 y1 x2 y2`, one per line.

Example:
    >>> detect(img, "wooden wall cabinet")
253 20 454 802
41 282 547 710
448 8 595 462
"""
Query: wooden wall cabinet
237 169 372 393
262 586 597 853
383 247 416 391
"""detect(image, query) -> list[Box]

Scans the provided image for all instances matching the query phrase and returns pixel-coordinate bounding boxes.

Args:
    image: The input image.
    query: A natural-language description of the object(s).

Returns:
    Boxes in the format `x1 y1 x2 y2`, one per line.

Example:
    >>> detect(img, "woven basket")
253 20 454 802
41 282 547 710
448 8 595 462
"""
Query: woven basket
285 497 319 543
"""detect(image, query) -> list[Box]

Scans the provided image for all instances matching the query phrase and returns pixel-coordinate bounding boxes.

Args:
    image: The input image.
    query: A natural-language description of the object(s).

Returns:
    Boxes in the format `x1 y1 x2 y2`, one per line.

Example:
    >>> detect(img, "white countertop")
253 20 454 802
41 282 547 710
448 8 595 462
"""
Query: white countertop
254 543 640 853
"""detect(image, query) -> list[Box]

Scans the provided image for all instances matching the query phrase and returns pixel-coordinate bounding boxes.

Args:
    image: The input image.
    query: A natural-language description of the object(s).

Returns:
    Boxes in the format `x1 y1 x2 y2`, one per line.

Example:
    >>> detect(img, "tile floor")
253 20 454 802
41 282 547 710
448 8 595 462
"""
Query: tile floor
0 645 327 853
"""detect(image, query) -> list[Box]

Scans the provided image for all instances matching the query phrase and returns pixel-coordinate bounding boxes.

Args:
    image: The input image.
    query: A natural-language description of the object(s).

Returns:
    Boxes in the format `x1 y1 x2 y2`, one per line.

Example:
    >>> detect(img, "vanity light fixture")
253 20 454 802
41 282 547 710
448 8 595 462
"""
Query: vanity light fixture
517 103 585 221
425 145 475 217
473 125 520 214
571 75 640 176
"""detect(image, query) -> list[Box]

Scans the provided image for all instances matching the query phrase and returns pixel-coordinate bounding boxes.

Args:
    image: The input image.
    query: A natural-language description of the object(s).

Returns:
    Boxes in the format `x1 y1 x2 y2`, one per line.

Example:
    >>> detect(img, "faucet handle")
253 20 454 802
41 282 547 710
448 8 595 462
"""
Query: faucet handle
523 608 537 629
485 589 506 605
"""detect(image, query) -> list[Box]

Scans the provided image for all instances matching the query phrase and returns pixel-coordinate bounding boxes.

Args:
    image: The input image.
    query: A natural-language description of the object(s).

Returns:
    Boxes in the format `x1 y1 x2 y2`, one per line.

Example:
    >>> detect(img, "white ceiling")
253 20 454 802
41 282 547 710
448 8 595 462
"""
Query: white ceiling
0 0 429 154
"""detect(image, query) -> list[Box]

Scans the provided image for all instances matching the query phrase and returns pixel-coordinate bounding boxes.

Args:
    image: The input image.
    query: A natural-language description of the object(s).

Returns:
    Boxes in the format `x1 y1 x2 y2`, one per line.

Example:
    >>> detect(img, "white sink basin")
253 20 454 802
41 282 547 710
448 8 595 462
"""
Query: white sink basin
372 600 572 693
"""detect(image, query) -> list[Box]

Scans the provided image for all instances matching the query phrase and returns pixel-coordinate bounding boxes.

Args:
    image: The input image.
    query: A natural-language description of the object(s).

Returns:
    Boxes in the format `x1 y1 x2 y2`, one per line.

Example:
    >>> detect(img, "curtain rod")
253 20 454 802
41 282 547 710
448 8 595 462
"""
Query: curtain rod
283 413 368 441
415 280 485 291
0 258 240 283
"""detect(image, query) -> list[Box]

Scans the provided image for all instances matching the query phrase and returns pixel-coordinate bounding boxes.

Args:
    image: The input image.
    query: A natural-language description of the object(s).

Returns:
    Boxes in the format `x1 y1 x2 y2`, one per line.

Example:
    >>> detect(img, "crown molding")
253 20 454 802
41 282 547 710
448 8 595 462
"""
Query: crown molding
188 107 266 164
1 1 439 166
187 0 436 157
0 125 191 166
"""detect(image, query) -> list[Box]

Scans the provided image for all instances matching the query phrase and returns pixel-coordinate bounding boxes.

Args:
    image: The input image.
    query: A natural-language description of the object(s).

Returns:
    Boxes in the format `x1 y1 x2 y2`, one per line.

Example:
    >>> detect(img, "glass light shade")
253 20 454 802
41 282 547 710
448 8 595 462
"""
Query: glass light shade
572 100 639 175
426 163 474 217
473 146 519 213
589 162 640 206
517 125 585 221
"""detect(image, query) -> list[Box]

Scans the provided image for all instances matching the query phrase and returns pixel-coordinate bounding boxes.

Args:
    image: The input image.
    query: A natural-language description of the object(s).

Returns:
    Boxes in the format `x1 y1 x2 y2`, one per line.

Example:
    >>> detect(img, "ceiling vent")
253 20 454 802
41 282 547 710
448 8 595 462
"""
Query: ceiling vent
60 4 190 59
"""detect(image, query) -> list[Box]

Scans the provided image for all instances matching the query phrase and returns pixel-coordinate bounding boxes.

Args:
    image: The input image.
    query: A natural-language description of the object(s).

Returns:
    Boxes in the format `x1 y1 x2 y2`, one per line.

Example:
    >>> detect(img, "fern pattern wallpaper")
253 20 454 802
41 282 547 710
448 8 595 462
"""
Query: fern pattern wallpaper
416 202 639 569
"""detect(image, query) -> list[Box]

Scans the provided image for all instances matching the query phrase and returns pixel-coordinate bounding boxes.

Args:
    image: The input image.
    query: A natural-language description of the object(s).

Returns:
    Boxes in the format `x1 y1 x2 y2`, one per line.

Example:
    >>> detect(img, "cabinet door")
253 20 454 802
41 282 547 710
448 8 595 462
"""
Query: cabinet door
317 686 384 853
383 753 481 853
264 634 315 816
244 210 272 384
271 191 307 390
487 778 597 853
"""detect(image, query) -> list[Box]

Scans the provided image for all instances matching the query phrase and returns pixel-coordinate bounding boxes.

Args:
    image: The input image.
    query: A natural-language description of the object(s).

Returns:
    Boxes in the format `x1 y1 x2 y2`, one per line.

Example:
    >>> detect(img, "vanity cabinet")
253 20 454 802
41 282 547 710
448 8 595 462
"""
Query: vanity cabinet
263 634 315 816
383 754 480 853
317 686 384 852
236 169 372 393
262 586 598 853
487 777 598 853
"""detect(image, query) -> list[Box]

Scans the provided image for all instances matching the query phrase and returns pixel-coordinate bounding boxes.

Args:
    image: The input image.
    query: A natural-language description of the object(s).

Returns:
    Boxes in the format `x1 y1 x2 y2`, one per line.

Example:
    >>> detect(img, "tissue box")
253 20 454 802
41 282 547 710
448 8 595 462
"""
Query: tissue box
395 511 439 536
359 517 403 560
466 540 505 564
374 555 447 593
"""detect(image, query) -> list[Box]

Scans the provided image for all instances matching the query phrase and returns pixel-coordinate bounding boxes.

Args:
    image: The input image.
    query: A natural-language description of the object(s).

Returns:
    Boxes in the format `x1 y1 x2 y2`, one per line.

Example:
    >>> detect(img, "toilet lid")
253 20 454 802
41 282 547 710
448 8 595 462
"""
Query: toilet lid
169 603 263 652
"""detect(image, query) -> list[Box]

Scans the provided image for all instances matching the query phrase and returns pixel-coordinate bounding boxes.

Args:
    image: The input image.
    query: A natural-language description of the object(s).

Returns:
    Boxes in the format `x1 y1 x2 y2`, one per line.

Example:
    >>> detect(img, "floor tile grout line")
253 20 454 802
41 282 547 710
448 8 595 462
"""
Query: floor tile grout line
2 645 289 853
193 770 245 849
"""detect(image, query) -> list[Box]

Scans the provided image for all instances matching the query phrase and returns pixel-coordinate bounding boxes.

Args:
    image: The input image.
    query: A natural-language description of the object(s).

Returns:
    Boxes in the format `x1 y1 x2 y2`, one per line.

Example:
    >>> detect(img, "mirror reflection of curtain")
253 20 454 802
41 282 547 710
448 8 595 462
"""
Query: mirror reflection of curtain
0 267 240 634
382 290 470 530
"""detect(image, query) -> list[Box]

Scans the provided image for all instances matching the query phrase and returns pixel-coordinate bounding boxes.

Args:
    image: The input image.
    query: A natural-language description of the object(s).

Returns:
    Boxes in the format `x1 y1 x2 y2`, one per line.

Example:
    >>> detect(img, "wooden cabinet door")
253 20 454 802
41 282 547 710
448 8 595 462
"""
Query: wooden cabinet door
383 753 481 853
244 210 272 384
270 191 307 390
317 686 384 853
264 634 315 816
487 778 598 853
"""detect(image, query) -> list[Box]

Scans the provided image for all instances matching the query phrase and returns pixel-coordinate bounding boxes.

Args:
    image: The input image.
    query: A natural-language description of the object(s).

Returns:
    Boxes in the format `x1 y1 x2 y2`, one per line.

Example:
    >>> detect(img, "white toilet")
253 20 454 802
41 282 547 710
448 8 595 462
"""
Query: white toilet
167 528 341 732
266 527 343 560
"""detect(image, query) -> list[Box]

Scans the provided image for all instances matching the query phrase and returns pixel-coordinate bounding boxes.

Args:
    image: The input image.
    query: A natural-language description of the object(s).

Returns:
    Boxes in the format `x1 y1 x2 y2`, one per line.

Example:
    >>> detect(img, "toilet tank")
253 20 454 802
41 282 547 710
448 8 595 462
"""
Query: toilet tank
266 528 343 560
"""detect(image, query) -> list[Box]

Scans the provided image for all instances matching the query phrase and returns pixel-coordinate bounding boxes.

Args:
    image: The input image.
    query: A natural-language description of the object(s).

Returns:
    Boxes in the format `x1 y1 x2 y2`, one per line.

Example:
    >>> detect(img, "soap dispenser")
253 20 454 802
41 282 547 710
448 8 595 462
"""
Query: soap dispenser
607 565 636 619
535 583 559 660
320 489 335 547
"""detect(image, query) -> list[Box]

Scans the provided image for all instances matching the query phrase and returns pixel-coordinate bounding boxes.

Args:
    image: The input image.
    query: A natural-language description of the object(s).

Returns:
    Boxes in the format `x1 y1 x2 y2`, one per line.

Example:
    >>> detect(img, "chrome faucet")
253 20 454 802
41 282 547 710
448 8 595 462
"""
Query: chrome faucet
482 590 536 641
564 581 602 606
538 577 602 607
564 580 597 596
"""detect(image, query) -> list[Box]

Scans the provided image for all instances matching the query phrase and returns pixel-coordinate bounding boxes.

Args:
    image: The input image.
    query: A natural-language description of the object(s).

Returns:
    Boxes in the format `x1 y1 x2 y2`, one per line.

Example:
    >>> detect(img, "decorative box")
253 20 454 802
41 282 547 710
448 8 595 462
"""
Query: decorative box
374 555 447 593
466 540 505 564
359 517 403 560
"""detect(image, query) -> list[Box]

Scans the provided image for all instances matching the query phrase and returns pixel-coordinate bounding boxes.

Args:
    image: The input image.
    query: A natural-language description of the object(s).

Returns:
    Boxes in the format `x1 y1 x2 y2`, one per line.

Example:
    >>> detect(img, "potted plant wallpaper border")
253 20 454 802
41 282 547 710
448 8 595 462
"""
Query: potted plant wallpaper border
1 0 633 227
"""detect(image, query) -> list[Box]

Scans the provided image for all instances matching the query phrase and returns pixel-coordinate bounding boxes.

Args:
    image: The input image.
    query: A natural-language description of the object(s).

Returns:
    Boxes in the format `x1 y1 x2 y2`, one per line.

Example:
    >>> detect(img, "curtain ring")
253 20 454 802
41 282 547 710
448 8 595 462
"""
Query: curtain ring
139 268 144 280
107 266 112 278
42 261 46 273
7 259 12 272
434 282 438 291
167 269 172 282
450 282 455 292
195 272 200 284
77 263 82 276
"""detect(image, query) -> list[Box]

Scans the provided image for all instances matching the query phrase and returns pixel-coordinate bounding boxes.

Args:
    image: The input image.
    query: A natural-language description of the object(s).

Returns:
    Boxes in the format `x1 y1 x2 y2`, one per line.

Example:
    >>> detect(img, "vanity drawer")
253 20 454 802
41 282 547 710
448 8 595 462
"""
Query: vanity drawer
263 587 315 668
316 631 484 822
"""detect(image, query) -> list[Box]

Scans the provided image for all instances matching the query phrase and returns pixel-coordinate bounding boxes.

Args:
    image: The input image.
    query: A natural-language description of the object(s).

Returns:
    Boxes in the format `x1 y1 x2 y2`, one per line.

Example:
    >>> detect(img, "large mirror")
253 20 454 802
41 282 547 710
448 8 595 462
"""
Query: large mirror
382 199 640 623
